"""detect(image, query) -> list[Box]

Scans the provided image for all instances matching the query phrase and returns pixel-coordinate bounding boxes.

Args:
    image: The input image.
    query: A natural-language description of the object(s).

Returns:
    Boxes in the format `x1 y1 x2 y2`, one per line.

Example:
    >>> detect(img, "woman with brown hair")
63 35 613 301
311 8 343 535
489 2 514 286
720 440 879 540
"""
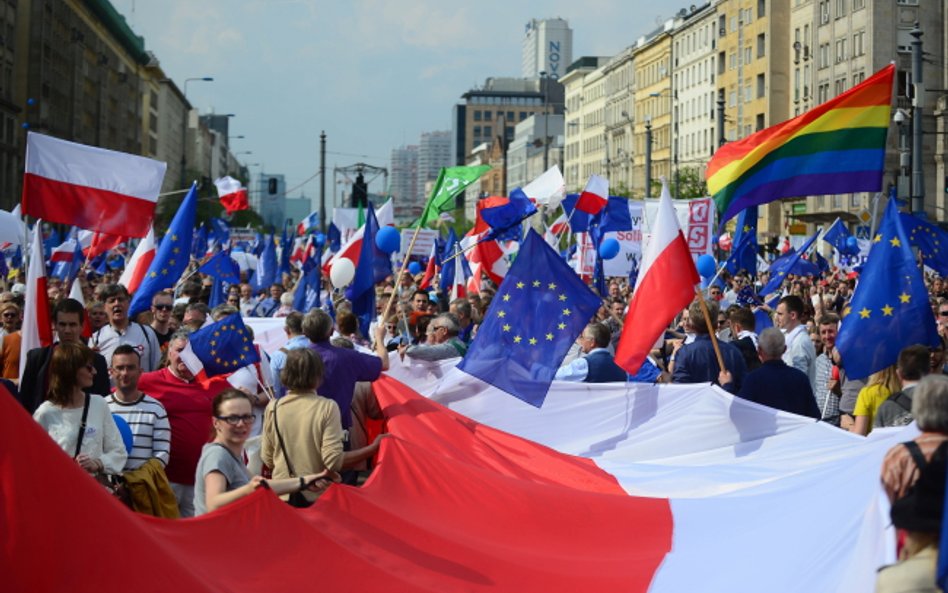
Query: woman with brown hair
33 342 127 475
194 388 335 516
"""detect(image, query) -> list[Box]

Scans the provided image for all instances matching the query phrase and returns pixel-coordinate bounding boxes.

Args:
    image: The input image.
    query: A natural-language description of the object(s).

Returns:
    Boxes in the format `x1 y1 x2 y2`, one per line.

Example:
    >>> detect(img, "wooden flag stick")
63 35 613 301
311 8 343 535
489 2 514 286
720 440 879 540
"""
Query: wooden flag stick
694 288 727 374
381 223 424 323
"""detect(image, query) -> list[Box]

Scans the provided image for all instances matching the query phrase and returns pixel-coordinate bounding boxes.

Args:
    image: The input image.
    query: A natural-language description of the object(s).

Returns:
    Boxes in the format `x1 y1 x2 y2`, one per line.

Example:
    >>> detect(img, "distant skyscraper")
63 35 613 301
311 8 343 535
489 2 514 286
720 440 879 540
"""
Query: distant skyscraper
522 18 572 80
417 130 452 205
390 145 419 221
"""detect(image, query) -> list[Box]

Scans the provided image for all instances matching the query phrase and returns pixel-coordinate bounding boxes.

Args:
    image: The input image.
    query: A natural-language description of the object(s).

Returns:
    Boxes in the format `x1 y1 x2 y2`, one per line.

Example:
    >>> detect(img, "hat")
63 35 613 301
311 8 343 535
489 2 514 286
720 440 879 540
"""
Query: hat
890 441 947 533
10 283 25 296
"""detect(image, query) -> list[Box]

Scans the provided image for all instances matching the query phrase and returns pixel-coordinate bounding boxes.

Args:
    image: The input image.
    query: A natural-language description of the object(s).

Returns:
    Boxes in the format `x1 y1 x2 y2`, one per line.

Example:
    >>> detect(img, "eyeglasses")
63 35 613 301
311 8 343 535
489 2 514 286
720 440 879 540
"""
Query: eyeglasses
2 312 15 318
939 311 948 317
216 414 255 426
153 304 173 311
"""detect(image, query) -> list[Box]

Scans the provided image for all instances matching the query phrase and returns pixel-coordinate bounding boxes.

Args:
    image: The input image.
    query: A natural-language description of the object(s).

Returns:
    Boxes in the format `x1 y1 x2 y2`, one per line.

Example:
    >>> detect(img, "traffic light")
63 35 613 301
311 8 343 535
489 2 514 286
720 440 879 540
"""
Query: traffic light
268 177 278 195
350 173 368 208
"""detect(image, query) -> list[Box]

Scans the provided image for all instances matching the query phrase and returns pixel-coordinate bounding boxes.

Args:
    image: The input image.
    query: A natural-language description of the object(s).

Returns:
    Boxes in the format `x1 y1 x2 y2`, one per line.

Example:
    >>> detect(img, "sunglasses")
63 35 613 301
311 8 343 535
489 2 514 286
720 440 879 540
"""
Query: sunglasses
940 311 948 317
153 304 173 311
2 312 15 318
216 414 255 426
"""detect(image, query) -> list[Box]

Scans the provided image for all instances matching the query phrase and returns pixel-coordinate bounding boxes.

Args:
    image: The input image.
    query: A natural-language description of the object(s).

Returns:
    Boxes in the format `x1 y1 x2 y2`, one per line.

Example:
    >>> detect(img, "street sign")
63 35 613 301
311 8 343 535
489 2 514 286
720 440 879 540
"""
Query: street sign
855 225 870 239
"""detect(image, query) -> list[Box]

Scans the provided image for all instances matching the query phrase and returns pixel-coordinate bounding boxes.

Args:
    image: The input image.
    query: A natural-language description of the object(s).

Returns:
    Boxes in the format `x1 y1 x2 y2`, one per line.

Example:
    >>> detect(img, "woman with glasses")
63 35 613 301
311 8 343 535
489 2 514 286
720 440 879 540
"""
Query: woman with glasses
33 342 127 476
194 388 336 516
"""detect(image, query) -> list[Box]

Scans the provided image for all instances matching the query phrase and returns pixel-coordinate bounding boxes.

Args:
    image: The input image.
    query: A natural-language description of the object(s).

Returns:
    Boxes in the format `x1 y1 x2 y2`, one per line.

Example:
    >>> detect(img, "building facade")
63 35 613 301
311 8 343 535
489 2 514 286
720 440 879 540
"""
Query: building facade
522 18 573 80
417 130 451 208
389 144 418 222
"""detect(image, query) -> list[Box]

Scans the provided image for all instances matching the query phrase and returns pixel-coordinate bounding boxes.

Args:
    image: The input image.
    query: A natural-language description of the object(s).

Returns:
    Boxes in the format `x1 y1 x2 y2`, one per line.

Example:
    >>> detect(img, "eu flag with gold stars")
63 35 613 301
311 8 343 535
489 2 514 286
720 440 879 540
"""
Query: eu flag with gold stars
458 230 600 407
186 313 260 377
836 198 939 380
129 182 197 317
901 212 948 278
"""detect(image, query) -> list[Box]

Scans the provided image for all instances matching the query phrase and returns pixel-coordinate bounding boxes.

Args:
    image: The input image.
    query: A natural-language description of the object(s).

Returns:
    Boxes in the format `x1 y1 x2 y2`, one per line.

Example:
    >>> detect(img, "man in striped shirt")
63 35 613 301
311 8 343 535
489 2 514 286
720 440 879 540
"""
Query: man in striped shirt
105 345 171 471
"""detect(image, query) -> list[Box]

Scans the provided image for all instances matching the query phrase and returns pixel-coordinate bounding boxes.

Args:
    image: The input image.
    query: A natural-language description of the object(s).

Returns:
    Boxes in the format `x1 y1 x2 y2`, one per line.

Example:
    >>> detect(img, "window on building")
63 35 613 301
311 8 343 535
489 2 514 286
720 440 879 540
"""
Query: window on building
758 0 766 17
729 90 737 107
896 0 918 5
473 126 481 136
718 51 726 75
756 114 765 131
519 111 527 120
729 51 737 69
819 43 830 69
853 71 865 85
853 0 864 9
818 82 830 103
507 111 514 121
835 0 846 17
834 77 847 96
835 38 847 63
757 33 766 58
483 111 492 121
850 194 860 208
483 125 491 137
744 46 752 64
473 111 482 121
853 31 865 56
819 0 830 24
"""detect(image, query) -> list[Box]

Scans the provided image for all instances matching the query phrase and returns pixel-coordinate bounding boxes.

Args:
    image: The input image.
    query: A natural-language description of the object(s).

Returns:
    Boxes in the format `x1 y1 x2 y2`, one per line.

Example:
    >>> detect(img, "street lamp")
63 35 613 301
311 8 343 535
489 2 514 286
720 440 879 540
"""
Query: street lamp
644 116 653 198
180 76 214 188
539 71 550 171
894 108 911 200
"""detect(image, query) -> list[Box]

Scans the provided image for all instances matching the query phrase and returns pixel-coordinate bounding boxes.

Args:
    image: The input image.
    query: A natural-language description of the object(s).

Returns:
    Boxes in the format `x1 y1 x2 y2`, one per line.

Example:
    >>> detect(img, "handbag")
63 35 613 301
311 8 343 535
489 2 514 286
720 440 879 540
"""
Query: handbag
74 395 132 508
273 399 313 509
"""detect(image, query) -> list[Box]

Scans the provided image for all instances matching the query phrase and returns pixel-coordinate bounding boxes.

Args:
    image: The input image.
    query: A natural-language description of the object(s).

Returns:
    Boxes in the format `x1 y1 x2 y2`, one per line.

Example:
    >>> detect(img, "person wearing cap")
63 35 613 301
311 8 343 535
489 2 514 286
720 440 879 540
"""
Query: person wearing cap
875 440 946 593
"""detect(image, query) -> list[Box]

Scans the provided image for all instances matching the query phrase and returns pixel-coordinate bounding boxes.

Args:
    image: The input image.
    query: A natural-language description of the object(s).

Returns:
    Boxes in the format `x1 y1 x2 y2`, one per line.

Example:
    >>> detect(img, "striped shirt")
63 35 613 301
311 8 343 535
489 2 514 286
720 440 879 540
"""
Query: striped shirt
105 393 171 471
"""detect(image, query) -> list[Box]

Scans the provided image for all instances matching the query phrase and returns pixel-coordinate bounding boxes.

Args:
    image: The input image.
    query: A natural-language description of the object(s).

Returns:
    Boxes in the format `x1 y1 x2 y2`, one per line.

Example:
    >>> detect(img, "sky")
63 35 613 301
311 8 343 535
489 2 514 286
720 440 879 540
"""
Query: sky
112 0 667 209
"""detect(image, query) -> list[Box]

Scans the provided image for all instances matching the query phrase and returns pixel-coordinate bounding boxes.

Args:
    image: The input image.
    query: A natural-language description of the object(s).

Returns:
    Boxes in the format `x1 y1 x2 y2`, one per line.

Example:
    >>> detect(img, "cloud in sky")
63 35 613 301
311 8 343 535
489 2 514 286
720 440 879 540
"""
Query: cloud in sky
111 0 665 207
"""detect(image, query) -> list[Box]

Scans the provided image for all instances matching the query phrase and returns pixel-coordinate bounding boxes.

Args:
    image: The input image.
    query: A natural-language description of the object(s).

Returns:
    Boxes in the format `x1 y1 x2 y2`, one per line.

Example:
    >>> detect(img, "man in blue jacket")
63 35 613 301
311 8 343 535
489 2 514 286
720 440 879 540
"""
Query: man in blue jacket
736 327 820 418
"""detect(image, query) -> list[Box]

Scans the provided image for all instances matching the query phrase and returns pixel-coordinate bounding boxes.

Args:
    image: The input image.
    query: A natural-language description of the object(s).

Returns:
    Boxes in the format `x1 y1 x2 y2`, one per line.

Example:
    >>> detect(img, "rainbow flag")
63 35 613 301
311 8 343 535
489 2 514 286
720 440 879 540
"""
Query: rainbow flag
707 63 894 225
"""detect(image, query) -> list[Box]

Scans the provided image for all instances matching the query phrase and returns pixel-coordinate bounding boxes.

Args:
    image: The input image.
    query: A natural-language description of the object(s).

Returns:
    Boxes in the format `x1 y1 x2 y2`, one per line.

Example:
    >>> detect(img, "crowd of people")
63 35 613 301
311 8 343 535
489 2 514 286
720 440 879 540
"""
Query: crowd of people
3 250 947 590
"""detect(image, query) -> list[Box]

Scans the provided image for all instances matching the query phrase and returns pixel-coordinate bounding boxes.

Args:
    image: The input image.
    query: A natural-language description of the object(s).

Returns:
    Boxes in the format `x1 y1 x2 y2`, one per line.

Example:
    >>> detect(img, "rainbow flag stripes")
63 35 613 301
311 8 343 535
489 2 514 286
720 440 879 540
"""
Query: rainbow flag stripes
707 64 894 225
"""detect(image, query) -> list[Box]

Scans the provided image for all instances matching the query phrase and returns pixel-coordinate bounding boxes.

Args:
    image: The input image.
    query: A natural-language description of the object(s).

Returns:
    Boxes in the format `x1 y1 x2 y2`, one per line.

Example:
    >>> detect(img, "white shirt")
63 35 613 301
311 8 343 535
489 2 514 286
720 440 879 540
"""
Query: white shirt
91 322 161 374
555 348 611 382
782 324 816 391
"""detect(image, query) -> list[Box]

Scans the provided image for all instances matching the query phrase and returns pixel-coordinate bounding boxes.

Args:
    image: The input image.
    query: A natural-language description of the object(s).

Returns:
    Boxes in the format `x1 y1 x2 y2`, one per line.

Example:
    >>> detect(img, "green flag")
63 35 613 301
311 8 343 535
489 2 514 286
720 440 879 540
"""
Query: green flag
417 165 490 227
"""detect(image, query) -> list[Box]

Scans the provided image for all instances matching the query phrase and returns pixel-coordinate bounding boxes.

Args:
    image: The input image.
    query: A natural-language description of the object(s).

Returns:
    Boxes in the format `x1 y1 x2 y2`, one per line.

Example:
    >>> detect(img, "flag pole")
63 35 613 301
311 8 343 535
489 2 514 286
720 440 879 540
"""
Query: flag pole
695 289 727 374
381 223 424 323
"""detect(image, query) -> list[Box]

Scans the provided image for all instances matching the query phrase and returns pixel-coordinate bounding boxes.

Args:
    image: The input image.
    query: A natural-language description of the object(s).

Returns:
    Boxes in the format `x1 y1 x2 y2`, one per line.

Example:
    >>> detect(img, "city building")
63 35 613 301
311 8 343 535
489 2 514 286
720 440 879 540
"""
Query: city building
602 47 635 194
522 18 573 80
389 144 418 222
506 113 564 191
562 57 610 191
417 130 451 208
633 21 675 199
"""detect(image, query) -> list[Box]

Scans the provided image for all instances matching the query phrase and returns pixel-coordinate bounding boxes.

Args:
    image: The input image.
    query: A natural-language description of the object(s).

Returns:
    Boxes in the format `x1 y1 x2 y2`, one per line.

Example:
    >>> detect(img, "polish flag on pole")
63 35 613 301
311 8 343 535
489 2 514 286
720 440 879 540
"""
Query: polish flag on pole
615 179 700 375
19 223 52 380
325 200 394 274
213 176 249 215
418 242 437 290
574 174 609 215
22 132 166 237
118 227 156 294
67 275 93 339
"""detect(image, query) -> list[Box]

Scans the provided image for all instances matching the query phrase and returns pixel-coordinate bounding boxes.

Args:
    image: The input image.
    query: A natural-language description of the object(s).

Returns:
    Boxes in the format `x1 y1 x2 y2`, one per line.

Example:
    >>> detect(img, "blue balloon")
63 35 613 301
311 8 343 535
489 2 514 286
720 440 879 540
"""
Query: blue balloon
111 414 134 454
408 261 422 275
598 238 621 260
375 226 401 254
845 235 859 254
696 254 717 278
314 232 326 246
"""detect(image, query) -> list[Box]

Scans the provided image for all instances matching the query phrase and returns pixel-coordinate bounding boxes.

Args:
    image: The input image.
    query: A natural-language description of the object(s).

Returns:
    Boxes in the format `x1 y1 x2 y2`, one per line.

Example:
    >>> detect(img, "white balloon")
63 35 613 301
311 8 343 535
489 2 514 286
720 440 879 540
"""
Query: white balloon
330 258 355 288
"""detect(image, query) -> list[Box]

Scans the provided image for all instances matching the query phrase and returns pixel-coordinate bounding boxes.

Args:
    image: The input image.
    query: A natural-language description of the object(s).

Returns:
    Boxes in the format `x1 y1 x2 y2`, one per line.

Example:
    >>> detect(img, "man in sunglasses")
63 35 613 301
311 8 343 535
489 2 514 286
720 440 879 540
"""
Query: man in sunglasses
150 292 175 349
91 284 161 374
18 298 111 414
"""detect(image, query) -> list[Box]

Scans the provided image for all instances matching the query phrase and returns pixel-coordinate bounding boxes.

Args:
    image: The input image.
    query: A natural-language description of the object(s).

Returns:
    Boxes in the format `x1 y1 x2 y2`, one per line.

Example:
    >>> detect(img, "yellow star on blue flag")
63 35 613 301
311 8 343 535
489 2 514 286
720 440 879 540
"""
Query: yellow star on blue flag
900 211 948 277
186 313 260 377
457 230 601 407
837 196 939 379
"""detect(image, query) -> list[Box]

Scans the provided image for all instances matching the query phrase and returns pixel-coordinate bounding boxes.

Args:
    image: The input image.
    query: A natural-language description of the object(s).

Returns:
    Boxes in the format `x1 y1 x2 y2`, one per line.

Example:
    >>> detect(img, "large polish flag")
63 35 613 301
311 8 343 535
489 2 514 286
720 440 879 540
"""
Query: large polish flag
213 176 249 215
18 223 52 380
22 132 166 238
575 173 609 214
0 352 899 593
615 179 699 374
118 228 156 294
324 199 393 274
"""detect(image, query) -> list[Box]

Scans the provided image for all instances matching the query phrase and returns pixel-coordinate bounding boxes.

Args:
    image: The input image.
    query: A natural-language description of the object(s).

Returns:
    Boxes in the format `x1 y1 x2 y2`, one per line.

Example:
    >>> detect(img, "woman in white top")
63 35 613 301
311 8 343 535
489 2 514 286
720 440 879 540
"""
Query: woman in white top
33 342 127 475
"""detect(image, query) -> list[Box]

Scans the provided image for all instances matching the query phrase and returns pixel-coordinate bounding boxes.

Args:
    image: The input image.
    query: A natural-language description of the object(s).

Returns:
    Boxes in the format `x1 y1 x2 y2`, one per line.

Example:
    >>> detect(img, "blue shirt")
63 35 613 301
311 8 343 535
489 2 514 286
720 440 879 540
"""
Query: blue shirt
269 335 313 398
737 359 820 419
672 334 747 393
309 341 383 429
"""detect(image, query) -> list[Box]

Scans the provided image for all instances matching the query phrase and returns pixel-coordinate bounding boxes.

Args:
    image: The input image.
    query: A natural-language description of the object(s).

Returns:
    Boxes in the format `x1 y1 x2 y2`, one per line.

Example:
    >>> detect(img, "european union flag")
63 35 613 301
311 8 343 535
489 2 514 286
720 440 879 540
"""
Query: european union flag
128 183 197 318
836 198 939 380
208 218 230 252
759 230 820 297
199 249 240 284
726 206 758 276
823 217 857 255
560 195 632 234
901 212 948 278
327 222 341 252
458 230 601 407
292 256 321 313
278 222 292 278
188 313 260 377
250 234 276 292
192 226 208 258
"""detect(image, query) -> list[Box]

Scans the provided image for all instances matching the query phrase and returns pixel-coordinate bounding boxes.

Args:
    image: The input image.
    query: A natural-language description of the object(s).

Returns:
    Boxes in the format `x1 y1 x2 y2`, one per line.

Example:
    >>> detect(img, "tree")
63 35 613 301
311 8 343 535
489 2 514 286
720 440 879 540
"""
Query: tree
154 168 264 232
651 167 708 200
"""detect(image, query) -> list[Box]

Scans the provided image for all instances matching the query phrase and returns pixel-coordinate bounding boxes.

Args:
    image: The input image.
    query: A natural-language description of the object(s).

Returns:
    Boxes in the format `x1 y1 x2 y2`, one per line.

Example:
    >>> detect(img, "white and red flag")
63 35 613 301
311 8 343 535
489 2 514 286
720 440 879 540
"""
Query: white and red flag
22 132 166 237
19 223 52 380
418 242 437 290
325 200 393 275
615 179 699 375
574 173 609 215
118 228 156 294
213 176 249 215
67 275 93 339
296 211 320 236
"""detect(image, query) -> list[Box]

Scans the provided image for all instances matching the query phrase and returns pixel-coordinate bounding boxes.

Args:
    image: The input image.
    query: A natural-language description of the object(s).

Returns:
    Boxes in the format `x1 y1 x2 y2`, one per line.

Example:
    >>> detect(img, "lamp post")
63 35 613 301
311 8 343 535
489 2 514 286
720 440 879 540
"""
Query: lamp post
180 76 213 188
539 71 550 171
894 109 910 200
644 117 653 198
910 22 925 216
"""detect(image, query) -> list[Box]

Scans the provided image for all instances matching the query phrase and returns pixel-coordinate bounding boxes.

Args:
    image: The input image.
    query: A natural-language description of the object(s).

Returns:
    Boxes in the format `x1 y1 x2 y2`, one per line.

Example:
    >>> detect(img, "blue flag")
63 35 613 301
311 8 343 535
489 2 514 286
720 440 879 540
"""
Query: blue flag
129 183 197 318
457 230 601 408
561 195 632 234
192 226 208 258
346 202 389 337
726 206 758 276
759 231 820 297
250 235 277 293
208 218 230 252
293 257 321 313
327 222 341 252
823 217 857 255
901 212 948 278
199 249 240 284
278 222 292 278
836 198 939 380
482 187 537 242
185 313 260 377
